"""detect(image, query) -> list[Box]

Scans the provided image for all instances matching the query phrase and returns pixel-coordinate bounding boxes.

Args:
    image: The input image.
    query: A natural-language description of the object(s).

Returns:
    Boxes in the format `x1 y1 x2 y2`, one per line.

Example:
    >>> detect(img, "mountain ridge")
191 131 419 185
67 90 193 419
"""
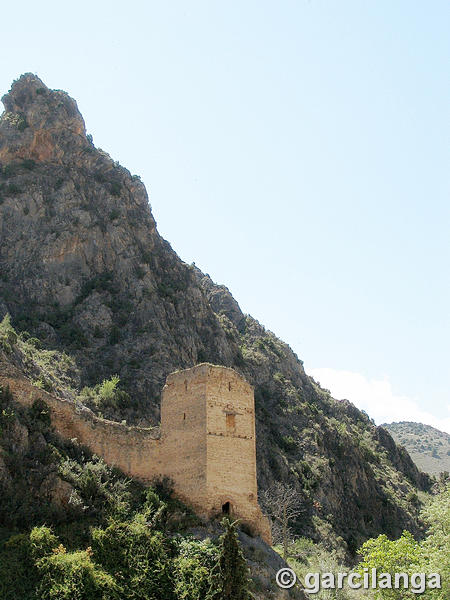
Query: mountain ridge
383 421 450 476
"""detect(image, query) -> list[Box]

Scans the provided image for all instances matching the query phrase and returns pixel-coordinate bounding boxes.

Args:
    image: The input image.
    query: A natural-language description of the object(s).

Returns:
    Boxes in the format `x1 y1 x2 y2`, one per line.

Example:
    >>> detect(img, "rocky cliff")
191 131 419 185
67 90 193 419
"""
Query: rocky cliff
0 74 430 554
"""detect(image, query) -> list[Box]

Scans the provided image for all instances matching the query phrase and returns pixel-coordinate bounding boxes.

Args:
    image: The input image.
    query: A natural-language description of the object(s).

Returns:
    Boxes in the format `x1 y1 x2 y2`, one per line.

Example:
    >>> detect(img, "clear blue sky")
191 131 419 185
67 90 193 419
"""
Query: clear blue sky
1 1 448 430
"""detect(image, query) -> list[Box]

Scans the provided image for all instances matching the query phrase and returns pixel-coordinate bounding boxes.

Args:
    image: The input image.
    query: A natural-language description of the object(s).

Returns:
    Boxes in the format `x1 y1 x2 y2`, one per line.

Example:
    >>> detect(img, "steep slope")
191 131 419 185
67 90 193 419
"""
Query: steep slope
0 378 300 600
0 74 235 423
0 74 431 553
384 422 450 475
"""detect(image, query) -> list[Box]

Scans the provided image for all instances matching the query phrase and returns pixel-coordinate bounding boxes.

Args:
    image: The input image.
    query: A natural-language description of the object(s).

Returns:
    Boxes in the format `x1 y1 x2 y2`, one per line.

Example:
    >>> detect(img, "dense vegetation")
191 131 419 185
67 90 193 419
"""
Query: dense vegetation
1 327 446 599
356 482 449 599
0 383 260 599
0 512 251 599
279 482 449 599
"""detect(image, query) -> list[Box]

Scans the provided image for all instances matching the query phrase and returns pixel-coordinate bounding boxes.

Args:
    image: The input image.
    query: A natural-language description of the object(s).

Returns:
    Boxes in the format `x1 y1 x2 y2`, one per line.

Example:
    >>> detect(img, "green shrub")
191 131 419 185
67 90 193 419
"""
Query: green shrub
135 266 146 279
1 163 17 178
0 533 38 600
29 398 52 428
0 314 17 351
173 538 218 600
109 326 120 345
91 521 176 599
79 375 130 413
36 548 120 600
22 158 36 170
4 112 29 132
110 183 121 197
145 488 162 512
75 272 116 304
94 172 107 184
98 375 120 401
280 435 297 453
0 402 15 433
32 375 53 392
0 383 13 407
29 526 59 561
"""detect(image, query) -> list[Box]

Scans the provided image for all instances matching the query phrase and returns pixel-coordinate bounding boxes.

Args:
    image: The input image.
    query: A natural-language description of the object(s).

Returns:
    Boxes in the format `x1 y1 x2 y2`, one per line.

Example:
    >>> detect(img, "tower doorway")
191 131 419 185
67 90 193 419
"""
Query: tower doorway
222 501 231 515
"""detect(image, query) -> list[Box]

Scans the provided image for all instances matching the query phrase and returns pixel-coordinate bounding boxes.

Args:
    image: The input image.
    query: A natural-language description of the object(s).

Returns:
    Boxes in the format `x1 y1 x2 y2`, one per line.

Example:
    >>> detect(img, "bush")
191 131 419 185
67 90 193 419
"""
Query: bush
0 314 17 351
109 326 120 345
110 183 121 197
29 526 59 561
1 163 17 178
99 375 120 402
36 548 120 600
22 158 36 170
75 272 116 304
173 539 218 600
32 375 53 392
0 383 13 407
29 398 52 428
79 375 130 413
91 521 176 599
59 457 130 517
0 533 38 600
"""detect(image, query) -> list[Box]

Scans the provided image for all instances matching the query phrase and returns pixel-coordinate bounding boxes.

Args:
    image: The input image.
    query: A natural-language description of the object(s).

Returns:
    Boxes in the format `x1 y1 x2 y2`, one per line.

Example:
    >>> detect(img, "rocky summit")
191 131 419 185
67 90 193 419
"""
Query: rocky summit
0 74 431 554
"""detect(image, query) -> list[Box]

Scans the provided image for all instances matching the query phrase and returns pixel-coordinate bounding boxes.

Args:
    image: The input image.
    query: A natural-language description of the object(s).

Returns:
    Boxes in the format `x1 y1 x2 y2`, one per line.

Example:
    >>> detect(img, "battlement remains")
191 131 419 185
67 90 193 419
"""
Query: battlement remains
1 363 271 543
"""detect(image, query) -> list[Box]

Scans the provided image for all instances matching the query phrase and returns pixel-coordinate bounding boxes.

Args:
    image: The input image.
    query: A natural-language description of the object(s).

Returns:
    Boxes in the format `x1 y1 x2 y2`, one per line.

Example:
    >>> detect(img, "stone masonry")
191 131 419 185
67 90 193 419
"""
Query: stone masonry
1 363 271 543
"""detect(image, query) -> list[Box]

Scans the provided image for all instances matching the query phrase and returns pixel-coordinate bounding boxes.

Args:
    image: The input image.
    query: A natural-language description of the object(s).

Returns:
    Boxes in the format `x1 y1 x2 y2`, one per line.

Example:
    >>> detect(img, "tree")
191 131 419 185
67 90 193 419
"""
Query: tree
36 548 120 600
356 484 449 600
91 520 176 599
261 482 302 559
173 538 218 600
208 518 252 600
420 483 449 599
357 531 422 600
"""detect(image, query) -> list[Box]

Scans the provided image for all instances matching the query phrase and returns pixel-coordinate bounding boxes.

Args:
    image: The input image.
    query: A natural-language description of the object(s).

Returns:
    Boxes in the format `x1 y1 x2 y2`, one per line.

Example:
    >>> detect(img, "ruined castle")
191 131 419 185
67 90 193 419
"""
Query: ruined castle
2 363 271 543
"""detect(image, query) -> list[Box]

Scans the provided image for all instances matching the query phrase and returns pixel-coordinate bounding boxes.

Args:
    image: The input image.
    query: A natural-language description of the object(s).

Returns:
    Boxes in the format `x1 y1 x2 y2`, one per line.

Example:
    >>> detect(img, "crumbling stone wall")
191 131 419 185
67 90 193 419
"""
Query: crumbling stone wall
1 363 271 543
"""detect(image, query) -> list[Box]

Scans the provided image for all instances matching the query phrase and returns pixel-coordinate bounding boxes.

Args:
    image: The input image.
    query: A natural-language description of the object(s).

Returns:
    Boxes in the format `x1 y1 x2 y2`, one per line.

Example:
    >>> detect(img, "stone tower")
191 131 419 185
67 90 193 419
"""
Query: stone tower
1 362 271 544
161 363 271 543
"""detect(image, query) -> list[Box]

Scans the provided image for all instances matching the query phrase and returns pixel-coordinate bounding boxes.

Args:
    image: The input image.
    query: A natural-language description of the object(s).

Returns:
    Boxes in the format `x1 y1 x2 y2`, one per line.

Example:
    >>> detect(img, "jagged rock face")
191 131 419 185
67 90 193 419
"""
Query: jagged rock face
0 74 86 164
0 75 235 420
0 75 430 552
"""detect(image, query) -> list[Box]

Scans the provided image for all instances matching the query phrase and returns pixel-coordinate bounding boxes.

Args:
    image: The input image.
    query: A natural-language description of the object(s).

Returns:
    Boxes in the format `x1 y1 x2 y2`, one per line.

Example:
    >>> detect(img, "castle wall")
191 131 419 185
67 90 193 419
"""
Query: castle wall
1 375 163 483
1 363 271 544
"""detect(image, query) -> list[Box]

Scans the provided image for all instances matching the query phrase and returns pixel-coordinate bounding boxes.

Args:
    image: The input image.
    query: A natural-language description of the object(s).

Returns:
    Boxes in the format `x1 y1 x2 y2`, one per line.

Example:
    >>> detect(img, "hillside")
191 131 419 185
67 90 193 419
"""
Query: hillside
0 73 431 557
0 380 298 600
383 422 450 475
